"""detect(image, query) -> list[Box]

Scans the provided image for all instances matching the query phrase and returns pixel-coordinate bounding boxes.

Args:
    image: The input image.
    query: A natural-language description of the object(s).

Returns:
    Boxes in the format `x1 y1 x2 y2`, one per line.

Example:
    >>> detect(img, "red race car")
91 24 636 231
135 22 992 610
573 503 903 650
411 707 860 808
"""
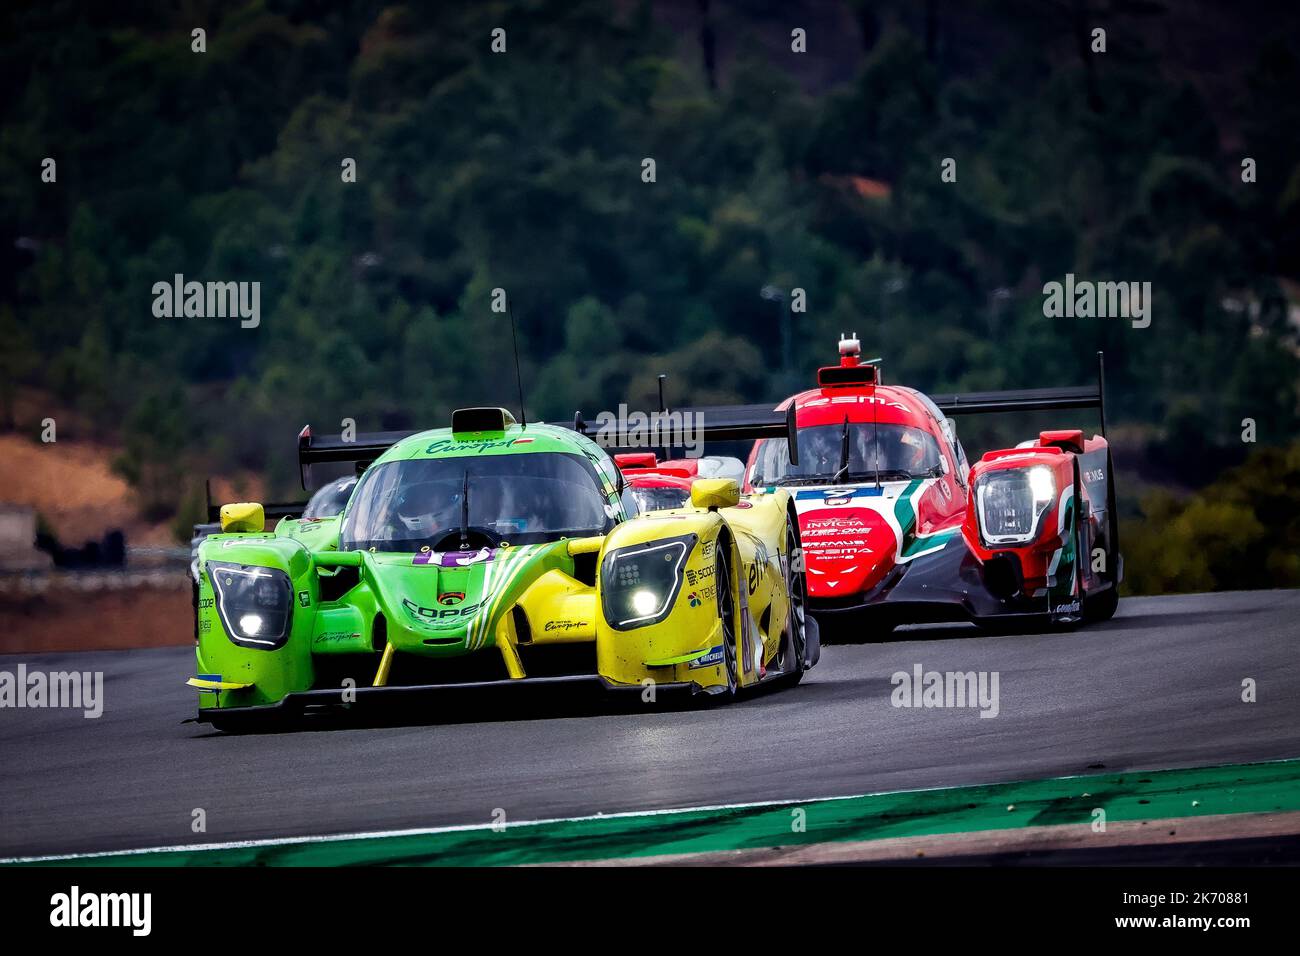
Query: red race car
743 335 1121 637
615 452 746 514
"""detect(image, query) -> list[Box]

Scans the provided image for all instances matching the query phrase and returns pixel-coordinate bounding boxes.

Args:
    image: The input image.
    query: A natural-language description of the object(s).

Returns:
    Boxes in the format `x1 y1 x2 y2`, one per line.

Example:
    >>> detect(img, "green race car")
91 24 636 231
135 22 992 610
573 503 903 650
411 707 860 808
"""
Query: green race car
190 405 819 729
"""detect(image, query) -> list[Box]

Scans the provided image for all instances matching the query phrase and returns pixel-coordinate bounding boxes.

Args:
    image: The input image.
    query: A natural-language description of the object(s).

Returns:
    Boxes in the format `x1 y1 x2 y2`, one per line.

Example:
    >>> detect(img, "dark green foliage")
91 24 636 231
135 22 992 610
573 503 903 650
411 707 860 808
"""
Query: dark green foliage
2 1 1298 584
1124 442 1300 594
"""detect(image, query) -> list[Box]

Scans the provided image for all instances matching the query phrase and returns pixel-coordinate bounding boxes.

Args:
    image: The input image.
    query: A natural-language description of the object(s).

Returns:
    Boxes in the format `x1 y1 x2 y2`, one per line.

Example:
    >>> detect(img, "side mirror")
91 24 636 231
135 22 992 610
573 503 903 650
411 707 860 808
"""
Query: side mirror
691 478 740 511
566 536 604 557
220 502 265 533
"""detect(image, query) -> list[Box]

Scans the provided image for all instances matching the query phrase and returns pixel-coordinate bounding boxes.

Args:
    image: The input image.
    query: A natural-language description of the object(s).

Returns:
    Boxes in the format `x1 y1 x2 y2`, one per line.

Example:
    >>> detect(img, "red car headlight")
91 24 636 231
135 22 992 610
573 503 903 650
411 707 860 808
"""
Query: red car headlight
975 466 1055 546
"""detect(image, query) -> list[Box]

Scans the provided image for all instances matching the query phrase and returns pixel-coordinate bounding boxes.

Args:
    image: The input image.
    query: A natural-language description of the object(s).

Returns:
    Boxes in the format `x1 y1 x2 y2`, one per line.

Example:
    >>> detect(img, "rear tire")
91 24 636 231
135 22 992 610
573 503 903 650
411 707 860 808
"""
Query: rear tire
1084 584 1119 622
1085 455 1122 623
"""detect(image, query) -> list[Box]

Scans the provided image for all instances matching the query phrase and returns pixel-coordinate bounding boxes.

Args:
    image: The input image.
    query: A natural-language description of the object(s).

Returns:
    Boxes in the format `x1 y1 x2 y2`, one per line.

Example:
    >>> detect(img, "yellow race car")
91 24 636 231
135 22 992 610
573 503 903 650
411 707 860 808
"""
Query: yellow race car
190 405 819 727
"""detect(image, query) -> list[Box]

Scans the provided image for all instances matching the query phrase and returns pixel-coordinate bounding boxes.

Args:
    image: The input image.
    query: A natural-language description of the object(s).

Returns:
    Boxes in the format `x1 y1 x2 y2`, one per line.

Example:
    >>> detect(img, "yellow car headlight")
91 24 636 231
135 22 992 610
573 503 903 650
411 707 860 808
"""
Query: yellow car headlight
600 533 696 630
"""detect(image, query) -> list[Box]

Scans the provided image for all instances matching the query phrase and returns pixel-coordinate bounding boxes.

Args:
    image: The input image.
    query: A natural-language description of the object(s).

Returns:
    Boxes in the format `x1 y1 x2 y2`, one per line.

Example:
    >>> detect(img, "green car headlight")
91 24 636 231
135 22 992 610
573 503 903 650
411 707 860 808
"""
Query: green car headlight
207 561 293 649
600 533 696 630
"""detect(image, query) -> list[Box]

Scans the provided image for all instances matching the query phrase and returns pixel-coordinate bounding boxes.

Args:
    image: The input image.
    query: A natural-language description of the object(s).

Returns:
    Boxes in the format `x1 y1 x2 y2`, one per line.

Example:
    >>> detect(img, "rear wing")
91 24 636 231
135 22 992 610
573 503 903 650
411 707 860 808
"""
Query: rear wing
297 425 417 490
295 399 801 490
564 401 800 465
931 352 1108 436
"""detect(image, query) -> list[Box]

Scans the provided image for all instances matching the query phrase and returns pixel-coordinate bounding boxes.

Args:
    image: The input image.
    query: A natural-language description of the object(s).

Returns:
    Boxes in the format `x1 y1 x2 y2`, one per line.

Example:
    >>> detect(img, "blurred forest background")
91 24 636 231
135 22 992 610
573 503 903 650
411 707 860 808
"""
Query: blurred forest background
2 0 1298 595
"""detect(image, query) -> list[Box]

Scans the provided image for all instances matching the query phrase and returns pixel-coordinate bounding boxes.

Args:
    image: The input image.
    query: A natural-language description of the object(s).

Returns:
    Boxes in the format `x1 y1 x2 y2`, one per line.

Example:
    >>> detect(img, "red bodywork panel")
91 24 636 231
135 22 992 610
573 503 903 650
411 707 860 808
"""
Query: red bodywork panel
961 445 1074 596
615 452 701 481
744 356 968 601
615 453 696 511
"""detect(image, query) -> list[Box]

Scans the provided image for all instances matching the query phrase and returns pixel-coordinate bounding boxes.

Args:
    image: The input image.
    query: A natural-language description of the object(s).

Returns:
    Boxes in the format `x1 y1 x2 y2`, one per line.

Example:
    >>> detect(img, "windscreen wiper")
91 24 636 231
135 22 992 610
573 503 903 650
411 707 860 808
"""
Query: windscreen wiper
773 476 833 486
831 415 851 484
459 468 470 550
841 469 915 483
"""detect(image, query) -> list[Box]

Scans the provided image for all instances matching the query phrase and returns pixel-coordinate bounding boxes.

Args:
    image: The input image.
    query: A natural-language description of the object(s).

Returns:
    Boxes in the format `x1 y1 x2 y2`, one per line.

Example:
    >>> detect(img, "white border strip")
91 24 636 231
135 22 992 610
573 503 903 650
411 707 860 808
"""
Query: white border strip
0 791 868 864
9 756 1290 865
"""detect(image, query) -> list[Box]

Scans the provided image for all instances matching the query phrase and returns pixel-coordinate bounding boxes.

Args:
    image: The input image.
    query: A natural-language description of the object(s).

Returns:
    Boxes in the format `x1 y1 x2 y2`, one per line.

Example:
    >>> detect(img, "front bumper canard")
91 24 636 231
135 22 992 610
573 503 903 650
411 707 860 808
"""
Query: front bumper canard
187 677 254 692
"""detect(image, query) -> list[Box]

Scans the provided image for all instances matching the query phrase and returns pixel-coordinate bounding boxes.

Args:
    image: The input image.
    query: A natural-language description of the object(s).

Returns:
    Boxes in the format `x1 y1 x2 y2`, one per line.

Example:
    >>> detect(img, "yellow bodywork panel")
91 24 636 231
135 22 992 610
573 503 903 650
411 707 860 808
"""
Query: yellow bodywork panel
476 489 793 692
643 618 725 667
592 490 793 691
515 569 598 644
495 614 526 679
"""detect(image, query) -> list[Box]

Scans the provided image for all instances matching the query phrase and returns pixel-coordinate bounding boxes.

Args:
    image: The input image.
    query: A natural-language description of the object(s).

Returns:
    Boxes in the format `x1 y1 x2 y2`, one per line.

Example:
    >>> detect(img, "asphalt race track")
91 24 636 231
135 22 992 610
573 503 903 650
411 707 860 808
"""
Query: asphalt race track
3 590 1298 860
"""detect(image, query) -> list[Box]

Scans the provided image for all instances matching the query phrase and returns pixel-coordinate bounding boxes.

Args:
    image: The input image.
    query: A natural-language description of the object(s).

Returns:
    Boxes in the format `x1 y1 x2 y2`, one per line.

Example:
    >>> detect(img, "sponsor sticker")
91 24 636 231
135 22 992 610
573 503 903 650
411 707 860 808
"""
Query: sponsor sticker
402 597 482 624
314 631 360 645
688 645 724 669
685 564 716 587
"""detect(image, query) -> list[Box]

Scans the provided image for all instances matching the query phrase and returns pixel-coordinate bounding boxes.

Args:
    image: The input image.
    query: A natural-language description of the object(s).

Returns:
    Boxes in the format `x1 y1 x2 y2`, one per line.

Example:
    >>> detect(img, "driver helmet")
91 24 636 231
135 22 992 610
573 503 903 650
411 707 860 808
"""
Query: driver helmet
396 483 458 536
804 429 839 473
898 429 927 470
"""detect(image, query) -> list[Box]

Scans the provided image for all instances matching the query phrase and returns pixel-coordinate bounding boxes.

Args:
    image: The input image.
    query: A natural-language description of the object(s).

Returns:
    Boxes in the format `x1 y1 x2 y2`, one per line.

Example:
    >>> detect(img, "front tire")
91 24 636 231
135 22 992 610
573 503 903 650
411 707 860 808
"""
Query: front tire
778 520 807 683
206 713 253 734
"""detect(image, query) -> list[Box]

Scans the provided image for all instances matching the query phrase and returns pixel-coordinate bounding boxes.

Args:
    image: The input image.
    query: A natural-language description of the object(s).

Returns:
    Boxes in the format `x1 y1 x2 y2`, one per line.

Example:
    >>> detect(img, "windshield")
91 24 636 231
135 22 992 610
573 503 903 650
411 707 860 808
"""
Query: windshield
303 477 356 519
340 452 613 551
693 456 746 483
631 485 691 513
754 423 943 486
